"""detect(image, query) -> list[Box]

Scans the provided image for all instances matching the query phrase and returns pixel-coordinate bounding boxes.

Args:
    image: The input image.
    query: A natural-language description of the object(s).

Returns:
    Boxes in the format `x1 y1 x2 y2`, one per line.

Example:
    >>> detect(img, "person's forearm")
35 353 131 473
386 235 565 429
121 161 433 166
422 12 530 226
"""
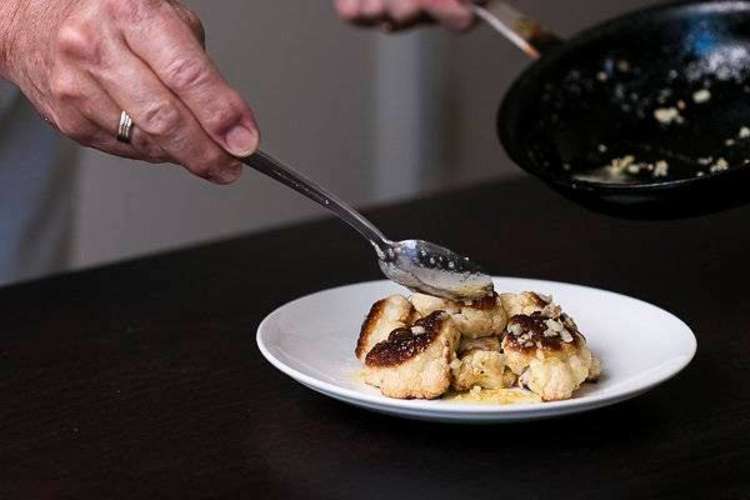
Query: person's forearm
0 0 23 79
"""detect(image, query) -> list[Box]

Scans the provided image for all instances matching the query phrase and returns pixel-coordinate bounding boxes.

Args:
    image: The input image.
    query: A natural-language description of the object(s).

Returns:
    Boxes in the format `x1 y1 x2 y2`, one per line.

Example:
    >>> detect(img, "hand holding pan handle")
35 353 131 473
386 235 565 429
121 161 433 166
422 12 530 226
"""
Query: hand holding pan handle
473 1 564 59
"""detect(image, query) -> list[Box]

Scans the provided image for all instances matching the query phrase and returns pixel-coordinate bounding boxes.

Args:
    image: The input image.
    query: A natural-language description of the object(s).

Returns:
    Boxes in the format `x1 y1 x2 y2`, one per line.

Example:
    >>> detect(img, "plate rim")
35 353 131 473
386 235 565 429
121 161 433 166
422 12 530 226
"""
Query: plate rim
256 277 697 417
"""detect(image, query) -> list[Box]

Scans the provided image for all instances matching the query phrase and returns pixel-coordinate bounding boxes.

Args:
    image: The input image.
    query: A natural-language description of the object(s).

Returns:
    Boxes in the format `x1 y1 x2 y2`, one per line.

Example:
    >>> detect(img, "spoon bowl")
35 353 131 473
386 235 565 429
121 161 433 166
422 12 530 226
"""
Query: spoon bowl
378 240 494 301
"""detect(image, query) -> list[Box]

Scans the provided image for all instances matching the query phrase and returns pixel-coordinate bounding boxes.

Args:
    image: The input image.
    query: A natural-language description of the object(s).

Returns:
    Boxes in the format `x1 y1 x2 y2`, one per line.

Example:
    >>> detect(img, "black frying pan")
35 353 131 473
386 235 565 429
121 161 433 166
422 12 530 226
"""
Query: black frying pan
482 0 750 218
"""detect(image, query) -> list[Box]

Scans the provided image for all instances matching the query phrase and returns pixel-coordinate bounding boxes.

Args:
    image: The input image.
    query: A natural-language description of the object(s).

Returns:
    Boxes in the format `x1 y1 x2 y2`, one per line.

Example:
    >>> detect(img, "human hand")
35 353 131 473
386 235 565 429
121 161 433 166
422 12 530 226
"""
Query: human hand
0 0 259 184
334 0 477 32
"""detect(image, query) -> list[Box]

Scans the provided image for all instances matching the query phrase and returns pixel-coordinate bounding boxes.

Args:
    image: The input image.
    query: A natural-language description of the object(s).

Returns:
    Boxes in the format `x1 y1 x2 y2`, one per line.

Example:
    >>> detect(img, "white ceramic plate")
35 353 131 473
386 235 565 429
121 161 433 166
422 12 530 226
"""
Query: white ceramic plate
257 278 696 423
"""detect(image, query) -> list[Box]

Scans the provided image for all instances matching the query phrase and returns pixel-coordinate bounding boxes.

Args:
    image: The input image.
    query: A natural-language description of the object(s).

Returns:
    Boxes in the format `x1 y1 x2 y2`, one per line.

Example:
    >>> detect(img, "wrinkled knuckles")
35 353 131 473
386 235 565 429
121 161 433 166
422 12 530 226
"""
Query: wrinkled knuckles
139 101 183 138
55 22 102 66
163 56 212 93
104 0 161 24
48 72 82 102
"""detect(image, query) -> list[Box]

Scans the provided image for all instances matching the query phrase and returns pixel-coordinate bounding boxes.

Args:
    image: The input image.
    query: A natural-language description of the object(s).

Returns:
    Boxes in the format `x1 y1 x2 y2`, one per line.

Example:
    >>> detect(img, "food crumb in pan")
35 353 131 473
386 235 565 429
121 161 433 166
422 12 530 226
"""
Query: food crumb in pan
562 163 571 171
739 127 750 139
607 155 636 174
596 71 608 82
626 164 641 174
697 171 705 177
726 138 736 147
617 60 630 72
600 155 671 180
597 144 608 153
654 161 669 178
676 99 687 110
698 157 713 166
654 107 684 125
692 89 711 103
709 158 729 173
668 69 678 80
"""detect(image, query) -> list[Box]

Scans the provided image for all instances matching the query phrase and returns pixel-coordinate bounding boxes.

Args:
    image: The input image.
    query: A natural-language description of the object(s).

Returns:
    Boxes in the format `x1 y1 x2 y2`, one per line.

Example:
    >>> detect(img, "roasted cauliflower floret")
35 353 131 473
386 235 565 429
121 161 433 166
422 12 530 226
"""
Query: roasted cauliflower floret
355 295 416 362
458 336 501 353
410 292 507 339
502 307 599 401
451 336 505 391
363 311 459 399
500 291 560 318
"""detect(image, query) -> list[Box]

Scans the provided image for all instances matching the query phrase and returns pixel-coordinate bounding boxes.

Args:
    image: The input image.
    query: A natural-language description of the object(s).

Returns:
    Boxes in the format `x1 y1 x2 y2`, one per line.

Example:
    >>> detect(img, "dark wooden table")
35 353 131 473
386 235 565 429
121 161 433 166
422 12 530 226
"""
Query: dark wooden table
1 178 748 499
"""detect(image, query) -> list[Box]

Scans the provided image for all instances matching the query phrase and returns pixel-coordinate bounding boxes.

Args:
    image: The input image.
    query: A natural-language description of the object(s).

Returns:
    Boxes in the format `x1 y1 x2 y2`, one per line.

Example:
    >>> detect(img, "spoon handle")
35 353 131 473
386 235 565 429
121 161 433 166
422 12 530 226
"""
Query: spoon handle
241 151 391 254
473 1 563 59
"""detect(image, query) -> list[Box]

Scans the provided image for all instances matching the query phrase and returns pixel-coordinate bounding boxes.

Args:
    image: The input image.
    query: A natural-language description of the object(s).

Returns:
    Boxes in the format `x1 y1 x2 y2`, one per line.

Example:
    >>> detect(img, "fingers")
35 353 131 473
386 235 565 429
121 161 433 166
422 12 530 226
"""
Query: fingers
113 1 260 160
388 0 424 27
421 0 475 31
46 60 168 162
336 0 475 31
381 0 435 32
336 0 382 26
92 35 243 184
71 78 170 163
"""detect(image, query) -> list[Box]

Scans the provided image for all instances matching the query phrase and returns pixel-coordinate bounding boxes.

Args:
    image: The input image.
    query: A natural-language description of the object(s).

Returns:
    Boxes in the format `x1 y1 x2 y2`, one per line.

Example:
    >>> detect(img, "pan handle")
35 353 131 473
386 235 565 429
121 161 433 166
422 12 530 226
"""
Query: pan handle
473 1 564 59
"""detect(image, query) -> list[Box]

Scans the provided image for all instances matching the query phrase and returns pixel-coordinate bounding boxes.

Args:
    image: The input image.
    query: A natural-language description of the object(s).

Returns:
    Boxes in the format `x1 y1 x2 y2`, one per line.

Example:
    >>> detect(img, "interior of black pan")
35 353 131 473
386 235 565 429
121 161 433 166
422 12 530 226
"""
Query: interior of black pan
499 1 750 217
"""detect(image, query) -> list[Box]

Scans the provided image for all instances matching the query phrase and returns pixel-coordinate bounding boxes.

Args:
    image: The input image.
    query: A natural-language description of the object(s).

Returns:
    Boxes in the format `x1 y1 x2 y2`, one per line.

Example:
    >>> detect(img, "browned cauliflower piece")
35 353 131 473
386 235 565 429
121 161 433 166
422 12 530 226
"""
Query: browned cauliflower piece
355 295 416 362
501 296 600 401
363 312 460 399
410 292 507 339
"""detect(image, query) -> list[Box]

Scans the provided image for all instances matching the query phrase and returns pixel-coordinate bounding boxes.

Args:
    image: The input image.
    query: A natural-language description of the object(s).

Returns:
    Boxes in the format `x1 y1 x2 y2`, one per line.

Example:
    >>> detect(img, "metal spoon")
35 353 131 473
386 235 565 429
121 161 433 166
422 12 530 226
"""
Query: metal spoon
241 151 494 301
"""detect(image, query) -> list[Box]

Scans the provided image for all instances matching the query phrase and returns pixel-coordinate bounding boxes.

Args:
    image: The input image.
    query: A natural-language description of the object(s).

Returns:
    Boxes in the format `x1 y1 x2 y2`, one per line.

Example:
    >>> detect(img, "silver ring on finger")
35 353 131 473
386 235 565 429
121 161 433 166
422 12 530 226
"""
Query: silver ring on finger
117 111 134 144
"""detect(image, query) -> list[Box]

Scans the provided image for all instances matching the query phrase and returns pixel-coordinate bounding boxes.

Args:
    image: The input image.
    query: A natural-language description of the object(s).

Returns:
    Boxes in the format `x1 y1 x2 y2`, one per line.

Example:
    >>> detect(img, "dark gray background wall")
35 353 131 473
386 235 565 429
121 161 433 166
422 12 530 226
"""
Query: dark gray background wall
72 0 657 269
